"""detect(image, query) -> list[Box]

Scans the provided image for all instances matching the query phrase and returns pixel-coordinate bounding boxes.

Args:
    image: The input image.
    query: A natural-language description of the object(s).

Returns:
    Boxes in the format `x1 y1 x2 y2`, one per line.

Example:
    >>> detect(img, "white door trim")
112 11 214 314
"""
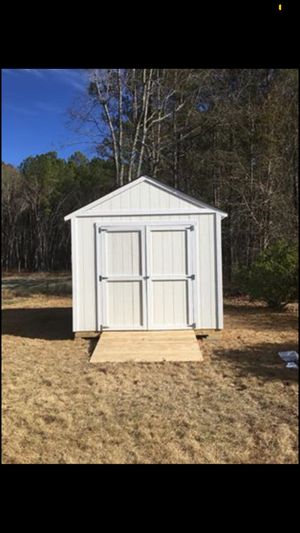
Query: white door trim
146 222 198 330
95 222 102 331
96 224 146 330
95 221 198 331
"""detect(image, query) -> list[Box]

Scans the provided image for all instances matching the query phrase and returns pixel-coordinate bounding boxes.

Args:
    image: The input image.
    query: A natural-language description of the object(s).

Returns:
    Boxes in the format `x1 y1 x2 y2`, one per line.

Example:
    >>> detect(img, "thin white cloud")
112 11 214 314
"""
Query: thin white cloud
3 68 88 91
35 101 62 113
2 69 19 76
3 69 45 78
48 68 87 91
5 103 37 116
19 69 44 78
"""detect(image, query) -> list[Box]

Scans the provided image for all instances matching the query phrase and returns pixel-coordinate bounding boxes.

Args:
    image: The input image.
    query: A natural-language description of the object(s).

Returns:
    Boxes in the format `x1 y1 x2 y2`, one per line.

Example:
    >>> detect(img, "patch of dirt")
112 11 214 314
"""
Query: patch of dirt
1 294 298 464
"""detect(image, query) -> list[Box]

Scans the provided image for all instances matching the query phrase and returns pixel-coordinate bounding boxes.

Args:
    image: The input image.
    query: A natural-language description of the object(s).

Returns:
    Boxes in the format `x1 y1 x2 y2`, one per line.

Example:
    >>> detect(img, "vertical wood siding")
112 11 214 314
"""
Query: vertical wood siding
197 214 216 328
73 212 219 331
151 229 186 275
107 281 142 327
107 231 141 276
151 280 188 326
85 180 196 214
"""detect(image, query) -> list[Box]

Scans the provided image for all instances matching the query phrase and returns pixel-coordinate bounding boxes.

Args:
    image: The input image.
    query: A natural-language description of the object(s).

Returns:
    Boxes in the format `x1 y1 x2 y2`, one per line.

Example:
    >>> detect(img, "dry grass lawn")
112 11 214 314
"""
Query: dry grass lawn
2 284 299 464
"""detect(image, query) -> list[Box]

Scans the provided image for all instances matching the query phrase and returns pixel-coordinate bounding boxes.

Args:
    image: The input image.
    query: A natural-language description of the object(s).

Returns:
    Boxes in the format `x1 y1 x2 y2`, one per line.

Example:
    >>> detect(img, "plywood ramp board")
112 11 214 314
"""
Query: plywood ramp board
90 330 203 363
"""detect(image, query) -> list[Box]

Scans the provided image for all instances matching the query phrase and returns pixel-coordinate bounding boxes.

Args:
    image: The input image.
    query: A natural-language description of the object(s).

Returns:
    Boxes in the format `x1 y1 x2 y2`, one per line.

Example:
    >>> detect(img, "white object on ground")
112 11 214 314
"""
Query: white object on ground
286 362 298 369
278 351 299 369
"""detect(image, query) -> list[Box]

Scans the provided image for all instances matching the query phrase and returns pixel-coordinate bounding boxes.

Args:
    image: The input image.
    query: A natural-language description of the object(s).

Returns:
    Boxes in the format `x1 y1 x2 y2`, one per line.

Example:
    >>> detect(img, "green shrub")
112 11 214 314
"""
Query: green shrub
236 240 298 310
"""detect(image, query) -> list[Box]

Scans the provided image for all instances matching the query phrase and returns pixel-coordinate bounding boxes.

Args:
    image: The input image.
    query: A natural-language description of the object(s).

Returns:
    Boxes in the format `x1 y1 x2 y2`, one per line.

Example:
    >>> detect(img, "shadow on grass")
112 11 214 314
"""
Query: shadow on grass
213 341 299 383
2 307 73 340
224 302 298 331
88 337 100 357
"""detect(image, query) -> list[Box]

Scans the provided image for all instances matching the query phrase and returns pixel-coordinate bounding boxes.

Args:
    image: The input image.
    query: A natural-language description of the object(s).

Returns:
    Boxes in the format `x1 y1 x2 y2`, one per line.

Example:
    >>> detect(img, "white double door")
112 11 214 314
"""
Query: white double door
97 223 197 330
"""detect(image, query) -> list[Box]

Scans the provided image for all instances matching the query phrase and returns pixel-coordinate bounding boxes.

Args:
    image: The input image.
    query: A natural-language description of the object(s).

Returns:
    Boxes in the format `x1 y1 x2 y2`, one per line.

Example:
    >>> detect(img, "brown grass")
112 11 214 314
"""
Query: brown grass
2 290 298 464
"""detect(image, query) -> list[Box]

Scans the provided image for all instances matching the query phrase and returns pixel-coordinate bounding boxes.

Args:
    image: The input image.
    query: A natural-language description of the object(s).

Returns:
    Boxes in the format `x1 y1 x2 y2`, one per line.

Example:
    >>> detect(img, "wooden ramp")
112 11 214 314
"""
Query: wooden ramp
90 330 203 363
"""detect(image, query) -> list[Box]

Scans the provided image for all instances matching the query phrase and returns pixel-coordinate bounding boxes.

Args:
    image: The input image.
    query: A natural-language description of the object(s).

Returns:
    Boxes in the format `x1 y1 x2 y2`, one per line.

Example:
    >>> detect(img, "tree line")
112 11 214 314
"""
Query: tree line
2 155 115 272
2 69 298 283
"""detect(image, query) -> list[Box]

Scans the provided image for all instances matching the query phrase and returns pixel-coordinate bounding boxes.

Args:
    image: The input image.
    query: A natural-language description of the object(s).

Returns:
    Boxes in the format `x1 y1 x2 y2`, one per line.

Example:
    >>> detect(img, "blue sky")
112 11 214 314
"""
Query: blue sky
2 69 98 167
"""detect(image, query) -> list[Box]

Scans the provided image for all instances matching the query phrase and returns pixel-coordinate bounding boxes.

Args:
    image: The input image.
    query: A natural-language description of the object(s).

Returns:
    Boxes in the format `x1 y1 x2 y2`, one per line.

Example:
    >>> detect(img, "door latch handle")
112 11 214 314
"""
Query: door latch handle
188 274 195 280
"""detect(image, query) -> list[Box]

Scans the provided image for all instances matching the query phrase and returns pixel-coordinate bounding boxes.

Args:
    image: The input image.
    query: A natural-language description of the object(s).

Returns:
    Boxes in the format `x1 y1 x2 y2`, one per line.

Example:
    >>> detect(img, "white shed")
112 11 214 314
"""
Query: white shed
64 176 227 333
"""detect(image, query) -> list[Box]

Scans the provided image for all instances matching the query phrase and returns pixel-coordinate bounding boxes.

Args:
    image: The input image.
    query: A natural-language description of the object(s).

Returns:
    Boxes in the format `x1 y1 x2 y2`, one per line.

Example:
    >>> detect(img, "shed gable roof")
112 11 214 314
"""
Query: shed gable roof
64 175 227 220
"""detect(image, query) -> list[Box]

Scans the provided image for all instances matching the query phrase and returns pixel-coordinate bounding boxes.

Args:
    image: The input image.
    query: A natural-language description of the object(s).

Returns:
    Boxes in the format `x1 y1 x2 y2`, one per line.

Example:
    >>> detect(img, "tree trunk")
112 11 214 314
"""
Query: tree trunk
137 69 153 178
